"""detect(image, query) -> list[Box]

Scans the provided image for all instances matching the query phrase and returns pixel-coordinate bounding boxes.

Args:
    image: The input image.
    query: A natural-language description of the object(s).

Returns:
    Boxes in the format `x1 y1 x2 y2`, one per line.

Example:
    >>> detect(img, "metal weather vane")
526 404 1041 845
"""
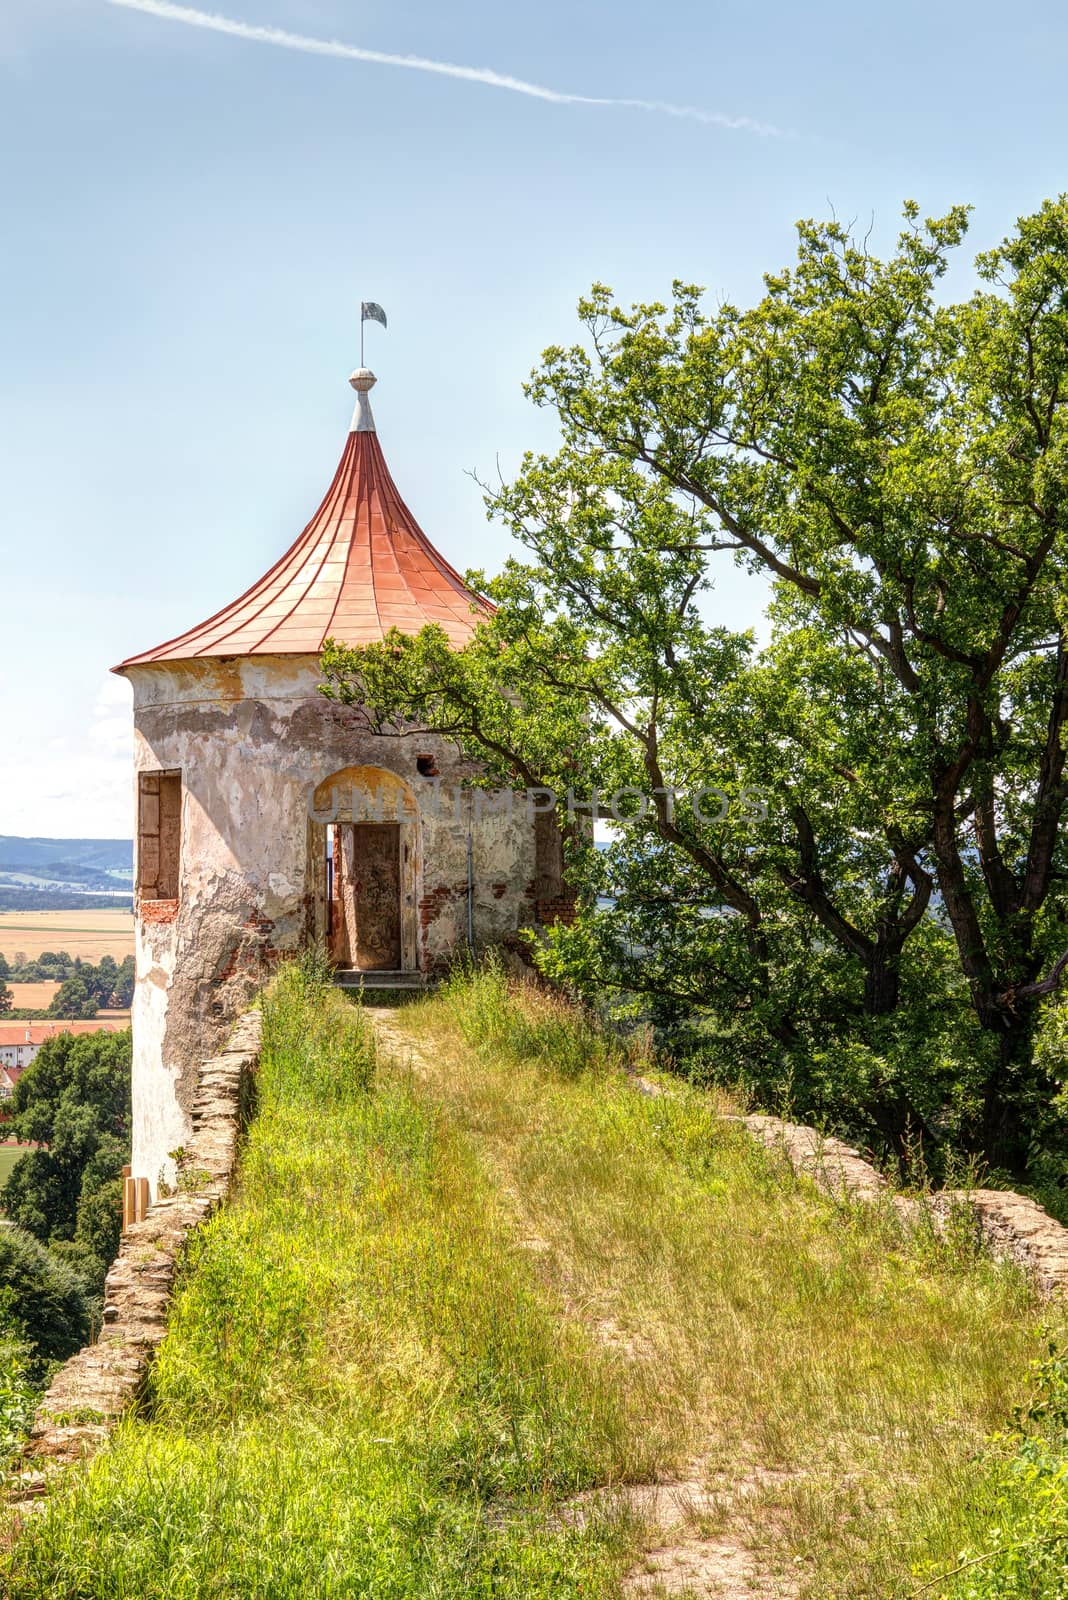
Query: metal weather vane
360 301 387 366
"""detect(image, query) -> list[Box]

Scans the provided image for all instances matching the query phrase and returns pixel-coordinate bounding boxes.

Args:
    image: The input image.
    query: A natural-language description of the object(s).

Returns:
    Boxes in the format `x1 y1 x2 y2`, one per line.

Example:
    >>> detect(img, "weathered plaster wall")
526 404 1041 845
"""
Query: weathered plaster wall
121 654 539 1190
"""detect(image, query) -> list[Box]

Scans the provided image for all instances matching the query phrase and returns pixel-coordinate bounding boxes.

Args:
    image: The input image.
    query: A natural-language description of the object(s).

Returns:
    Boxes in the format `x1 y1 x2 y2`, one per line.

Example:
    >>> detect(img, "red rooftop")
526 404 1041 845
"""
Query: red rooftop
117 368 490 667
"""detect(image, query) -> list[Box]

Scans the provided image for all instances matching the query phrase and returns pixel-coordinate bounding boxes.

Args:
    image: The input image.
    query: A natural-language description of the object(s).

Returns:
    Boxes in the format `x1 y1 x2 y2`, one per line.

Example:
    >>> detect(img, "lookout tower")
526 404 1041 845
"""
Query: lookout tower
115 362 557 1194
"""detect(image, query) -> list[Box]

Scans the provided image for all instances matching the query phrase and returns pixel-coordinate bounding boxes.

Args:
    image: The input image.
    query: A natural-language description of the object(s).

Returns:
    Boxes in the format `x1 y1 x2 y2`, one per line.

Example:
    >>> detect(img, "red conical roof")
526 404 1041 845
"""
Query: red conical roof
116 370 489 669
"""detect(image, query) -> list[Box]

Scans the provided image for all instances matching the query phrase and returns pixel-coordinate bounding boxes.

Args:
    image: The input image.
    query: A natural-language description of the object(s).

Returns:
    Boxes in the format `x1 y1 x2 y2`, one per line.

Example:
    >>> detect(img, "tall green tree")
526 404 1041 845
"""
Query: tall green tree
48 977 98 1020
0 1232 91 1375
323 199 1068 1177
2 1030 131 1296
85 956 119 1008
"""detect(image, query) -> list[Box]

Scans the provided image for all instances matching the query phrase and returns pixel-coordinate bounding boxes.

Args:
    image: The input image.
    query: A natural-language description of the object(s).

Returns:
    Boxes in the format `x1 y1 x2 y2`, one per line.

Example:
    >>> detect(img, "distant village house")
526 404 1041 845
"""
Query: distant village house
0 1021 126 1099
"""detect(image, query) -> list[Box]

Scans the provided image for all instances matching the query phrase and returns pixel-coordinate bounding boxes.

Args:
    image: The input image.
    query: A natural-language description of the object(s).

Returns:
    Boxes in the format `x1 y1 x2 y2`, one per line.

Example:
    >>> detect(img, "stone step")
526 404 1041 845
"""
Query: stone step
332 969 432 991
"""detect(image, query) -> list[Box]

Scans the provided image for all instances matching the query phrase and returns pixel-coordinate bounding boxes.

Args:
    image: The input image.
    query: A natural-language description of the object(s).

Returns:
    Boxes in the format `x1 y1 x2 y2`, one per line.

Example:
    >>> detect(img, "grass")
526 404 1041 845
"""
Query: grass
1 956 1063 1597
0 963 641 1598
386 963 1064 1596
896 1340 1068 1599
0 1145 34 1188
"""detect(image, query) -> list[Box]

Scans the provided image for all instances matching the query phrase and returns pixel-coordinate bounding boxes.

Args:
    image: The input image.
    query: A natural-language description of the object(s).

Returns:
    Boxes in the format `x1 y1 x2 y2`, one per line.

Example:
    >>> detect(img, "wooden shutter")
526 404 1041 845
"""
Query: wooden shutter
138 771 182 900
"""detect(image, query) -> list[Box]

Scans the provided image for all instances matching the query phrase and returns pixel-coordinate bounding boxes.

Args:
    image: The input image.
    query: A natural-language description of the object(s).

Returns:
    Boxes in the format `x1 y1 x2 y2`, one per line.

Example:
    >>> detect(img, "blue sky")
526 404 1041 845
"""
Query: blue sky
1 0 1066 836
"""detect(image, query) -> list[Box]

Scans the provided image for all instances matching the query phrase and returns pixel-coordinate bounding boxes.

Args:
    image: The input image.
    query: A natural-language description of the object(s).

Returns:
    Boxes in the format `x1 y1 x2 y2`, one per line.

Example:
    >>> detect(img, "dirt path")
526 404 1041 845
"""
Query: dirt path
367 1006 799 1599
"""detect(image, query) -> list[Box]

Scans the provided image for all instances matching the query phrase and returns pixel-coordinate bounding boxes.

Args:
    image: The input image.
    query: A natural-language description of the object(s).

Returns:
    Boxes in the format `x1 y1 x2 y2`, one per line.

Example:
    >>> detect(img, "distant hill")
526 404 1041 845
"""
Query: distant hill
0 837 133 910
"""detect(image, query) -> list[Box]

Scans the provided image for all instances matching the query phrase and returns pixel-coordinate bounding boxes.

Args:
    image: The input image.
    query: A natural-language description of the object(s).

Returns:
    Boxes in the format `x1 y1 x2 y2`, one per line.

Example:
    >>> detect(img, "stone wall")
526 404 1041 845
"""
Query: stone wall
631 1080 1068 1298
742 1111 1068 1296
9 1009 261 1504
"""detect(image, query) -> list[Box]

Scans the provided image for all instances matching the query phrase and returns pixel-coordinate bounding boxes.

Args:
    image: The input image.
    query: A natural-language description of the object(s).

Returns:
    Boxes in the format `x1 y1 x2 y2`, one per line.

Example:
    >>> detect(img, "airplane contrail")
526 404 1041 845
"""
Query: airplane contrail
103 0 787 137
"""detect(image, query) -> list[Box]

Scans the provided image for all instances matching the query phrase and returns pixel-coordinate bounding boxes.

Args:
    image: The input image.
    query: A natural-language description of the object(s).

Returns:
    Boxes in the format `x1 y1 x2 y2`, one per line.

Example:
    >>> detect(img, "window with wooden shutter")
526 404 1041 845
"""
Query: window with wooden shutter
534 810 564 899
138 771 182 901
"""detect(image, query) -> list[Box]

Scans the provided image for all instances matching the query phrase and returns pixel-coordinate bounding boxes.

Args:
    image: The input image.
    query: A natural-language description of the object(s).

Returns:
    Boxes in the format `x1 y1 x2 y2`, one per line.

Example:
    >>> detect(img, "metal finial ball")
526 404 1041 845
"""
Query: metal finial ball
349 368 377 393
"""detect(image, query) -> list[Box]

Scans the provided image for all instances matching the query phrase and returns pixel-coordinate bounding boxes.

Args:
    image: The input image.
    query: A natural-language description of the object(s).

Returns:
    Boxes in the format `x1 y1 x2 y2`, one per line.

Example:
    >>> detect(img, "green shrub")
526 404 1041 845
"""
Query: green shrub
0 1227 91 1374
0 1295 40 1465
920 1344 1068 1598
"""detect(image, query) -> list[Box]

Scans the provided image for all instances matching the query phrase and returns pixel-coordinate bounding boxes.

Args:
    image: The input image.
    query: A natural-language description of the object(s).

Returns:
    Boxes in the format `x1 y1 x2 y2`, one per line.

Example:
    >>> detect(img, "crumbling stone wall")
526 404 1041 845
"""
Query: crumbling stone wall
631 1081 1068 1298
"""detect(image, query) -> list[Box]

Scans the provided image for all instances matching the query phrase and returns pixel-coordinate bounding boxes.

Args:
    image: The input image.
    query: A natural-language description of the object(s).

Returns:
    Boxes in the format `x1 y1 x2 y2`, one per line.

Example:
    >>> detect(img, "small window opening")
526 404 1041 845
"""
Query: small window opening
138 771 182 901
416 754 440 777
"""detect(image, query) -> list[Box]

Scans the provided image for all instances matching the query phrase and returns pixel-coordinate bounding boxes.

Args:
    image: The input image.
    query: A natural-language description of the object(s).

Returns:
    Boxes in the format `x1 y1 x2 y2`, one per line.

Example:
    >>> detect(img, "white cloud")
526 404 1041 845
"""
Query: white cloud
0 676 133 840
104 0 789 137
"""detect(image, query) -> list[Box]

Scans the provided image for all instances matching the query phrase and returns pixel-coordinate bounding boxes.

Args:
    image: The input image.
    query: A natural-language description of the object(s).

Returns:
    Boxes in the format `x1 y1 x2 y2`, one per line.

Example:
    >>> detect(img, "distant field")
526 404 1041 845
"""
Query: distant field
6 981 61 1010
0 909 134 965
4 986 130 1020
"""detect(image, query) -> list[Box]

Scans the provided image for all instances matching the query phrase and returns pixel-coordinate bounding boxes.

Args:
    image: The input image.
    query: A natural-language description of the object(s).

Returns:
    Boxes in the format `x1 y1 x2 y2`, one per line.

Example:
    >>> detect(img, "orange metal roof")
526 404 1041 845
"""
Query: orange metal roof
0 1022 126 1049
116 372 490 669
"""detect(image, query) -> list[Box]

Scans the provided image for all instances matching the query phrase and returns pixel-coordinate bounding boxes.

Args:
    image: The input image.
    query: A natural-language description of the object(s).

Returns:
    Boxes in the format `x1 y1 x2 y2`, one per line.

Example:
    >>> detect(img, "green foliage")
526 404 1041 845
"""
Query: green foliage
47 975 97 1019
0 979 11 1017
1 1029 130 1309
0 1228 91 1375
0 1296 39 1465
914 1345 1068 1598
9 949 75 983
322 198 1068 1181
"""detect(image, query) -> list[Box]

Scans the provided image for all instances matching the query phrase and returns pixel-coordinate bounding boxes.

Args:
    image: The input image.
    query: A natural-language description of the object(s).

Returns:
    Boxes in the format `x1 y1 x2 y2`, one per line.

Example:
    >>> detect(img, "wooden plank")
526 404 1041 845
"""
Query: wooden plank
330 826 350 965
139 838 160 894
158 775 182 899
353 823 401 970
334 824 401 971
139 792 160 836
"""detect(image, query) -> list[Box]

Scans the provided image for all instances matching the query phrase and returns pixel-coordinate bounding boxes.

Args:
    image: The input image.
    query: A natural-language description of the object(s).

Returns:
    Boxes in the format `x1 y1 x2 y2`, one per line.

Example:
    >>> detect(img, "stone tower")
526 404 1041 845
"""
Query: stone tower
115 365 557 1194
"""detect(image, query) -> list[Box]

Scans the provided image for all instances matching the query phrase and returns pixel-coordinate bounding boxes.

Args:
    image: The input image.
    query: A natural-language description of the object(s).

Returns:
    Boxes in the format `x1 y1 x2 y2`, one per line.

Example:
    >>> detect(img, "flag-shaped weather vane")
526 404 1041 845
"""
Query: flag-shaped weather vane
360 301 387 366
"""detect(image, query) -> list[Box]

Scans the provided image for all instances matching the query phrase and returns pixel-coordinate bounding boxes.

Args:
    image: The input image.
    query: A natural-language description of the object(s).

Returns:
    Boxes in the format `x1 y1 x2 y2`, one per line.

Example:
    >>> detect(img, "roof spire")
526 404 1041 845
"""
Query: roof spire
115 354 491 669
349 367 376 434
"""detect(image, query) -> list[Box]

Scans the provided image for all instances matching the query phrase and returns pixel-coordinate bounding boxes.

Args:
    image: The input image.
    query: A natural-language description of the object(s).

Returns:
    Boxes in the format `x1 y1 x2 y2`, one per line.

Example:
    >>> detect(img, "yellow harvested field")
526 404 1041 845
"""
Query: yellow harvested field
7 981 60 1009
0 909 134 964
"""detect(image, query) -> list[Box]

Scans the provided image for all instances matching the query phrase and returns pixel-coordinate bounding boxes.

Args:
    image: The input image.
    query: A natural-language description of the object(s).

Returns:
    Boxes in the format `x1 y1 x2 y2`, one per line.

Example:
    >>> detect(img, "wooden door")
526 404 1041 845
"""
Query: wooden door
337 823 401 971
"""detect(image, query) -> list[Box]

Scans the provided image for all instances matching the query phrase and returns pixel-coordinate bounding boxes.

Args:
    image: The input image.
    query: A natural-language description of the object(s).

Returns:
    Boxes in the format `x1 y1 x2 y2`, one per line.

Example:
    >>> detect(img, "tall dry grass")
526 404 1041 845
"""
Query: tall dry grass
3 957 1060 1598
397 959 1062 1596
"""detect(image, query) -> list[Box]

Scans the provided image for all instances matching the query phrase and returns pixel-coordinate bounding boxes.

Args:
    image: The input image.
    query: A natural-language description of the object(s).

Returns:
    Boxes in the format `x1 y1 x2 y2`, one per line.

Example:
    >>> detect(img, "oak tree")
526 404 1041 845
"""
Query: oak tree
323 200 1068 1177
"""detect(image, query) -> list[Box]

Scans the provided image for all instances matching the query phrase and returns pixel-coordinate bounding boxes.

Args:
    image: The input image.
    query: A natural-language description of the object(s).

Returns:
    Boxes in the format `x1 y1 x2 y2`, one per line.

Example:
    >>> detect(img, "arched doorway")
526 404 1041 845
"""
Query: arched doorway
309 766 421 973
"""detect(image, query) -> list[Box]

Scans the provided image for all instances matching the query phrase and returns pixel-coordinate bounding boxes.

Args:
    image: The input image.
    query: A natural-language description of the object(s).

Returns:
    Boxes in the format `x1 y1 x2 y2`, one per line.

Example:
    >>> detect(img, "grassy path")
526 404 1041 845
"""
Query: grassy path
376 970 1062 1597
2 962 1061 1598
